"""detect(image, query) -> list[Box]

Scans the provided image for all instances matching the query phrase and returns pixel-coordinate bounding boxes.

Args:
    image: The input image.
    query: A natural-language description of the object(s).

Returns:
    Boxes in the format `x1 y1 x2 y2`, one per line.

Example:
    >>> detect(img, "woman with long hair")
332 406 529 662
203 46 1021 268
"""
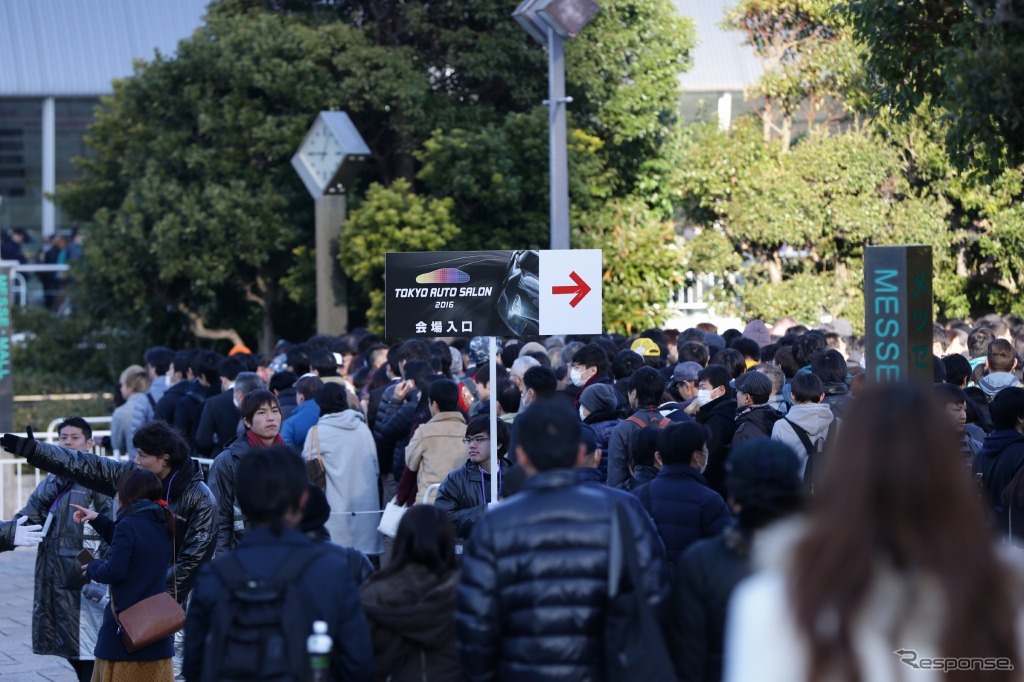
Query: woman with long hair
725 382 1023 682
359 505 460 682
71 469 176 681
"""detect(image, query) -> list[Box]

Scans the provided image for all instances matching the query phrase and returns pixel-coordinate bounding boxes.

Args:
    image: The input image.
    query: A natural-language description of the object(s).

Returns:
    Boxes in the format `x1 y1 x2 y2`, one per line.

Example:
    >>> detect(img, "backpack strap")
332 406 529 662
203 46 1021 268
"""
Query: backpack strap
627 415 671 429
146 392 158 411
212 545 327 590
783 418 816 458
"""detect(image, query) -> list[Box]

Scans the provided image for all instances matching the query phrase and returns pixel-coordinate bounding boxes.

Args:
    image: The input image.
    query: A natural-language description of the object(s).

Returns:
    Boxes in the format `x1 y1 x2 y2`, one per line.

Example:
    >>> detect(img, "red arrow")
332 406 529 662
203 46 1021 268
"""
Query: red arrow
552 271 592 308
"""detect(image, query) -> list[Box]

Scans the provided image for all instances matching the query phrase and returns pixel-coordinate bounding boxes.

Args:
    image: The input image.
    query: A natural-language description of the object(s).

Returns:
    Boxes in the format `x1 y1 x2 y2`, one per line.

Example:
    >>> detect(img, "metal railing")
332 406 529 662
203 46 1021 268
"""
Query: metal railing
0 416 213 517
5 263 71 307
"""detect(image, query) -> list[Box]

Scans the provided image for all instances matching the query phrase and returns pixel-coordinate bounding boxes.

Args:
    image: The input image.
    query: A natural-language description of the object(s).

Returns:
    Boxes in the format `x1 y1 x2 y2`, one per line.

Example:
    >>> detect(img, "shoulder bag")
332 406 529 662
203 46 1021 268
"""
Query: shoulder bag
306 425 326 491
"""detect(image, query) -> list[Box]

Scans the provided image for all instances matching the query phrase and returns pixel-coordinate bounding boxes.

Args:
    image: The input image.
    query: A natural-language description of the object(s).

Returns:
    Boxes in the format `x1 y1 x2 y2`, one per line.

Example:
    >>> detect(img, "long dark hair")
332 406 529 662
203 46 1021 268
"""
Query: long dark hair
117 469 175 541
373 506 456 582
788 383 1019 682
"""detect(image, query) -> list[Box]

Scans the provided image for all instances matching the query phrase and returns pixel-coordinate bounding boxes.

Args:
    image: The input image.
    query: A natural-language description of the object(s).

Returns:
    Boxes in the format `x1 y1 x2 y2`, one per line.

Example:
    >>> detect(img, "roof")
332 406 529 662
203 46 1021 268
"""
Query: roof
673 0 763 92
0 0 209 97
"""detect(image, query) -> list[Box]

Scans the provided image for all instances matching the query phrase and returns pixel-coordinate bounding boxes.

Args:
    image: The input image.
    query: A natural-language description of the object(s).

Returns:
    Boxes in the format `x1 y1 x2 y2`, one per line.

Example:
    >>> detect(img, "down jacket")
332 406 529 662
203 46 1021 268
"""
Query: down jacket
23 441 217 603
634 464 732 562
456 468 669 681
18 474 112 661
0 519 16 551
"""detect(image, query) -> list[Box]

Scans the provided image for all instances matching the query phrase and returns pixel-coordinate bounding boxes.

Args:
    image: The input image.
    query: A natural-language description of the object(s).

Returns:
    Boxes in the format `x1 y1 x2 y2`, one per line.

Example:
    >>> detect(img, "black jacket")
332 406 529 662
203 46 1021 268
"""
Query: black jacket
0 519 16 552
207 435 255 555
184 527 374 682
822 382 854 419
154 379 189 424
175 380 219 454
276 387 298 421
977 429 1024 534
696 396 739 497
456 468 669 681
435 459 511 540
19 474 112 659
618 464 659 492
377 395 430 481
731 404 782 447
670 524 754 682
195 390 241 457
24 441 217 603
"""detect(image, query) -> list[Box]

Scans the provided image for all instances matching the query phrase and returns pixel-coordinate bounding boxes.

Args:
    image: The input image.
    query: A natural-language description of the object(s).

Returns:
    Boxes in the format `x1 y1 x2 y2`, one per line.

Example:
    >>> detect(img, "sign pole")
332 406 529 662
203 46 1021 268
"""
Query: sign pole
0 261 12 432
489 336 499 504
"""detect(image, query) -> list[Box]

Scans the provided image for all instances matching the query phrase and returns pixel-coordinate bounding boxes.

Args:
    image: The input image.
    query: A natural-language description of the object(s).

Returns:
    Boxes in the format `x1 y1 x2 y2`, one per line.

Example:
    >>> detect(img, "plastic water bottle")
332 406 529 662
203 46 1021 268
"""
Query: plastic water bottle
307 620 332 682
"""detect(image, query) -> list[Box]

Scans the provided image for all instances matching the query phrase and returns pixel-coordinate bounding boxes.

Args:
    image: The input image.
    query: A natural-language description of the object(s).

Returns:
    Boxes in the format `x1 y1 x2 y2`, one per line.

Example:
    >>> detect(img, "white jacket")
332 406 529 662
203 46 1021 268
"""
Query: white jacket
724 520 1024 682
303 410 382 555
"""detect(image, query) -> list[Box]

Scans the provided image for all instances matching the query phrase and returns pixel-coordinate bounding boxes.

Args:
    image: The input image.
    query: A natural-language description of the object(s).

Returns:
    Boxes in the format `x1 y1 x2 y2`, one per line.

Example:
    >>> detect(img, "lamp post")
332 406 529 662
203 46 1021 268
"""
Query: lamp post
513 0 600 251
291 112 370 334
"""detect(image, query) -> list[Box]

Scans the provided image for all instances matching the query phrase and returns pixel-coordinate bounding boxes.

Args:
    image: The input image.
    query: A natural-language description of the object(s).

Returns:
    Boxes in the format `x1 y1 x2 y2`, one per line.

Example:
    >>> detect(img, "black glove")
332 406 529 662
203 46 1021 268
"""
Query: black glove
1 426 36 458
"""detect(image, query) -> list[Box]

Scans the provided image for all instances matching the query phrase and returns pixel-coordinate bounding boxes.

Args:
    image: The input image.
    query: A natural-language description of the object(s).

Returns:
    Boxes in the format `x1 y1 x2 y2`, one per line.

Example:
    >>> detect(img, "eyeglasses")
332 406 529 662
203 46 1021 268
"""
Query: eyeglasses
462 436 490 445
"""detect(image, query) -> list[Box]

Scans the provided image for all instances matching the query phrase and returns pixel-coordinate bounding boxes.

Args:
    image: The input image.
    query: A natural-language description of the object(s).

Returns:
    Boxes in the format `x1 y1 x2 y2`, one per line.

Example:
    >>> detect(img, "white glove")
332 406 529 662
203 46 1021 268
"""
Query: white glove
13 516 44 547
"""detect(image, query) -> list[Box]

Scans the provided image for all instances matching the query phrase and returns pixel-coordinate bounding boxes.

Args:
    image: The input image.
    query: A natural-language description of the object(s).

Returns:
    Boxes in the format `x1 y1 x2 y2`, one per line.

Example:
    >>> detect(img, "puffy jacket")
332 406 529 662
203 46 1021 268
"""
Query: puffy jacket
583 409 621 483
456 468 669 681
111 393 148 457
281 398 320 447
18 474 112 660
86 501 174 662
405 412 467 503
771 403 836 478
303 411 382 556
0 519 16 552
360 565 462 682
24 441 217 603
618 464 659 492
732 405 782 447
696 396 739 497
434 459 511 540
633 464 732 562
977 429 1024 534
670 524 754 682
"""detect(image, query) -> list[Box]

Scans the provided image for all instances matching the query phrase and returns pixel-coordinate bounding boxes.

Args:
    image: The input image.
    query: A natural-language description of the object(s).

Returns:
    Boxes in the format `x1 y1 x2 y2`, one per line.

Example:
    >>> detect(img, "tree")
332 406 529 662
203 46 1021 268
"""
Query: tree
846 0 1024 170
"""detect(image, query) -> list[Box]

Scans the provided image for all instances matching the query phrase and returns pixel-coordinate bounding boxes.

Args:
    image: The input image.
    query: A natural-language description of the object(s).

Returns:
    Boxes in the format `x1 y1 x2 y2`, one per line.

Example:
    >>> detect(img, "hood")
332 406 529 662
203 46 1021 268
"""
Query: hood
317 409 367 431
360 566 459 649
979 372 1022 397
164 456 201 503
979 430 1024 459
584 408 622 424
784 403 835 437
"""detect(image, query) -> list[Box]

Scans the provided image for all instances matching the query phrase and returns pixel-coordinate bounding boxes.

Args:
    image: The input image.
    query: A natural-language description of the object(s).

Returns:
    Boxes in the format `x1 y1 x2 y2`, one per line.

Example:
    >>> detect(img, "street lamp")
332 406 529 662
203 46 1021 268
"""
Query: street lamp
513 0 599 251
291 111 370 334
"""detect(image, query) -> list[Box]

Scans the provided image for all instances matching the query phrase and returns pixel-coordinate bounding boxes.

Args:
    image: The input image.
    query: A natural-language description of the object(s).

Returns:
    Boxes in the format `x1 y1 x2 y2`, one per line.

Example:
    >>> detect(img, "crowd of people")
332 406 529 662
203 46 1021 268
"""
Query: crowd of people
3 312 1024 681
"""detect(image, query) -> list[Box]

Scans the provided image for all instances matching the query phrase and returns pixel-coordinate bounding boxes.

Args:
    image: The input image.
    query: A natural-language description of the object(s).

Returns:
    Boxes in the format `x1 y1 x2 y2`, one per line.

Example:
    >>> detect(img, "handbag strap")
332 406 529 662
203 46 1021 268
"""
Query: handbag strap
309 426 324 472
109 512 179 623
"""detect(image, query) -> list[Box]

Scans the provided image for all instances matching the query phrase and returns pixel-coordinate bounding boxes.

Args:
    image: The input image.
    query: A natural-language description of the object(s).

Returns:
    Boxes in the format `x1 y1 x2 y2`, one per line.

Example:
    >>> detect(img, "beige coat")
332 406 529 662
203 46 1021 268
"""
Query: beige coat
406 411 467 503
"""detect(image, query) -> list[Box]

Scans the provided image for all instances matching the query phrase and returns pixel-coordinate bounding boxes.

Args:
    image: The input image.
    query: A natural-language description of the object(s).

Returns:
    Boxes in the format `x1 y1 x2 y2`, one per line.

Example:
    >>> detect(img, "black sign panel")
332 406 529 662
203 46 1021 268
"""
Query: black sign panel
0 264 11 431
863 245 933 384
385 250 539 338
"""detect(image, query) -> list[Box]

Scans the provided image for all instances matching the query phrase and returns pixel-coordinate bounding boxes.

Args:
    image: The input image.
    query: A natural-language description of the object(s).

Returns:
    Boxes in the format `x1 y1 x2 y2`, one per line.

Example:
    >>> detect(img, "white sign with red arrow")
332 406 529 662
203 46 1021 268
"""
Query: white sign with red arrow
538 249 602 335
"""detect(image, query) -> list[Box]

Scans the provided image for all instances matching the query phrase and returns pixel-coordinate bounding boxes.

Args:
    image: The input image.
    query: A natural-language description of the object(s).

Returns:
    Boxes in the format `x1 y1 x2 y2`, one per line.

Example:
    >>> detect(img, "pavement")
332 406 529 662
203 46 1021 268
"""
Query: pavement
0 547 76 681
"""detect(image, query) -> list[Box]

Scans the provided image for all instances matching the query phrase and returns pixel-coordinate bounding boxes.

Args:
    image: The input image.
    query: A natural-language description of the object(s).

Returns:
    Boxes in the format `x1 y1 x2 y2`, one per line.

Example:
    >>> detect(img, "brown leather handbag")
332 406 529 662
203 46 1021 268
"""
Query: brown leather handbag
306 425 326 491
108 516 185 653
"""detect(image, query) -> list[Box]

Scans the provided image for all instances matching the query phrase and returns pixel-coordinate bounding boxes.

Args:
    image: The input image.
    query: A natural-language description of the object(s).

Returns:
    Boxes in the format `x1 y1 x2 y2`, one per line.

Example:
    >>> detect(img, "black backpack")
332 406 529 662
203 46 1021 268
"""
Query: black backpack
784 417 838 494
202 548 327 682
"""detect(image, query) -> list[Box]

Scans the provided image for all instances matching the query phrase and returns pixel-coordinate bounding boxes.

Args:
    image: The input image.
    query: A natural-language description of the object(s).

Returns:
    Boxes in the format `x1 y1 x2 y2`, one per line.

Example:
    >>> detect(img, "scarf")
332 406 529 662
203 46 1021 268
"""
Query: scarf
246 428 284 449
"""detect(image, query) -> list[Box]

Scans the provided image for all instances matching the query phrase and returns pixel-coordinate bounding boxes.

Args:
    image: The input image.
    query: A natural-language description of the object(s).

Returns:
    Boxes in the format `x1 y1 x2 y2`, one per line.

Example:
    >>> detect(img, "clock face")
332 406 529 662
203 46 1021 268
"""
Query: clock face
298 118 344 189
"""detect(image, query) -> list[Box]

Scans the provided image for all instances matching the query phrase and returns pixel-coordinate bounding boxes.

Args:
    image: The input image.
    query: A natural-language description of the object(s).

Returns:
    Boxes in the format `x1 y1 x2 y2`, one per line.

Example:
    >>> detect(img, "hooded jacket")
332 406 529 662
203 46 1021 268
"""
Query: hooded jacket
979 372 1022 398
111 392 149 457
771 403 836 478
303 410 382 556
86 500 174 662
435 458 511 540
24 441 217 603
360 565 462 682
18 474 112 661
405 412 467 503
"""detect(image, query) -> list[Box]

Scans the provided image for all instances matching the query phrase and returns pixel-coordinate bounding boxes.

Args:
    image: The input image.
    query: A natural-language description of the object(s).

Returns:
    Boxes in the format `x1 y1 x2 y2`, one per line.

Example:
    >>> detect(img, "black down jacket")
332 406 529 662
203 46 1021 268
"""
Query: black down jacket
456 468 669 682
18 475 112 660
24 441 217 603
0 519 16 551
434 458 511 541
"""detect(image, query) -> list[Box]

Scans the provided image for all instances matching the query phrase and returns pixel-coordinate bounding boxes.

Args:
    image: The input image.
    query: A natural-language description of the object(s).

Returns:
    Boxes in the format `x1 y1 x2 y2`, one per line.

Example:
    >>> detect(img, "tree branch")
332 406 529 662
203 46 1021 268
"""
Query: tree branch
177 304 245 347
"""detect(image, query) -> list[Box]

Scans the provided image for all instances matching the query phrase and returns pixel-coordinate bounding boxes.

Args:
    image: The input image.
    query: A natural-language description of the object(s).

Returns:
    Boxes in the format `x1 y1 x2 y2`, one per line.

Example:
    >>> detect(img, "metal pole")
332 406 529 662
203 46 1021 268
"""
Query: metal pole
548 26 571 250
42 98 56 239
489 336 499 504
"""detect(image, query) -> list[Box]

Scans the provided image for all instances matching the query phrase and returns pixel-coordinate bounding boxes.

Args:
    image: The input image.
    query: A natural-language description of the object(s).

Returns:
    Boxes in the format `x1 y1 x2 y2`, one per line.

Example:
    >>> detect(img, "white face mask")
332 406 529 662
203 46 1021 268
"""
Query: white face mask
522 390 533 409
579 406 587 421
696 389 714 406
569 368 584 386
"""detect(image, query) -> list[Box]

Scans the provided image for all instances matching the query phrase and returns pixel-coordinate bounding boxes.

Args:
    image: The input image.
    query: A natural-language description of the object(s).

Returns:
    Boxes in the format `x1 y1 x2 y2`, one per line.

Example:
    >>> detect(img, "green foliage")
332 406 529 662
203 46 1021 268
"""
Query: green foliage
845 0 1024 170
340 180 459 330
739 272 843 330
573 200 682 334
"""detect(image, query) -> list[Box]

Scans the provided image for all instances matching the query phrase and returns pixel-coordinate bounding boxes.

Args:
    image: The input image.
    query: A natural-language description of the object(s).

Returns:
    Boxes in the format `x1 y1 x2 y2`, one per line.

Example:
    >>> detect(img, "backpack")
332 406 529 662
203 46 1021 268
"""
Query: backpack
202 548 327 682
626 414 671 430
785 417 838 494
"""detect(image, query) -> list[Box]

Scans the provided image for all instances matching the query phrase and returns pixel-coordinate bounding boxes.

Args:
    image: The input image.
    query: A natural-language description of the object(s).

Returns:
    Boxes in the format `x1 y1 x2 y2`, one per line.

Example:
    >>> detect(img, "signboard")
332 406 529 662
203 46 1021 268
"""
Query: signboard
0 263 11 431
863 245 933 384
385 249 602 338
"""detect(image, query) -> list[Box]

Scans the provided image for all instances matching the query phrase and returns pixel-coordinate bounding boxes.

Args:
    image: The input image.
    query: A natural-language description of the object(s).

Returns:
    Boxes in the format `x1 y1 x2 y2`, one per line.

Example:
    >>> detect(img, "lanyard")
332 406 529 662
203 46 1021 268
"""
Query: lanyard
478 464 502 505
